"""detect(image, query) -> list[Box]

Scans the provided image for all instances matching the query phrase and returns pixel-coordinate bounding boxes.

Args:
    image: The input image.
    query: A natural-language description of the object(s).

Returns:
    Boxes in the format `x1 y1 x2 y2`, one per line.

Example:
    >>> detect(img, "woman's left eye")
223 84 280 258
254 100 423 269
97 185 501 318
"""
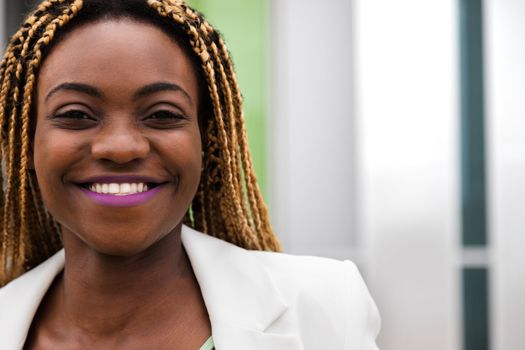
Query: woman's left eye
144 110 188 128
149 111 181 120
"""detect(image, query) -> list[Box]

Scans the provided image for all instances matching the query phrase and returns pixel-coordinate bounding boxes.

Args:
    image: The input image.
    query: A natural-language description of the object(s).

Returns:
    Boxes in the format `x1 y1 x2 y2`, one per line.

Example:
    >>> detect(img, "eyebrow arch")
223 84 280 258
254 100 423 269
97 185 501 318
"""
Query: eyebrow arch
45 82 104 101
134 82 193 106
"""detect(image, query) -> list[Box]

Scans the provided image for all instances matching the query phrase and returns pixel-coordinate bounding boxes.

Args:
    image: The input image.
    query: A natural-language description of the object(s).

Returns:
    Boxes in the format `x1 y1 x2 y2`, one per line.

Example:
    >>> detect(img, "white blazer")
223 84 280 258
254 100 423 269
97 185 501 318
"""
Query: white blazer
0 226 381 349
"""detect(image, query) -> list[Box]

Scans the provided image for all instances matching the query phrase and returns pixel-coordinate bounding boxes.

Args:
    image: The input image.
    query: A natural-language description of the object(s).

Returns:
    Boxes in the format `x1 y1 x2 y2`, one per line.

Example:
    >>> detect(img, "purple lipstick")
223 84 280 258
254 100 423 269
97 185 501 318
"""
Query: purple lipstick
80 186 162 207
77 176 167 207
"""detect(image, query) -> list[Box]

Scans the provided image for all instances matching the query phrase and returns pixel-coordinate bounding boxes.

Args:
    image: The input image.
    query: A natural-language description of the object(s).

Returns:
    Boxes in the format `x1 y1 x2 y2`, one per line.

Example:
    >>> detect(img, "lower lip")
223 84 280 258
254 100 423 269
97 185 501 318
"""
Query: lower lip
80 186 162 207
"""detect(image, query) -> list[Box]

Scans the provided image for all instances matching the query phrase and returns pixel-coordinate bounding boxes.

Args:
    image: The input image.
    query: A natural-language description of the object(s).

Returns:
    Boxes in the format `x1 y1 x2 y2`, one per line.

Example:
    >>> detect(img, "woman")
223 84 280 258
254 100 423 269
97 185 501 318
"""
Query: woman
0 0 380 348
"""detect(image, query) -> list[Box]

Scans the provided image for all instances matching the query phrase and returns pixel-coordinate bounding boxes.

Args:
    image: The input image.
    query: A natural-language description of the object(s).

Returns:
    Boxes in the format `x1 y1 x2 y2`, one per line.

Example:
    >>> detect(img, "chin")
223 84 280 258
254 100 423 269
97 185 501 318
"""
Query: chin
85 238 156 258
70 225 169 258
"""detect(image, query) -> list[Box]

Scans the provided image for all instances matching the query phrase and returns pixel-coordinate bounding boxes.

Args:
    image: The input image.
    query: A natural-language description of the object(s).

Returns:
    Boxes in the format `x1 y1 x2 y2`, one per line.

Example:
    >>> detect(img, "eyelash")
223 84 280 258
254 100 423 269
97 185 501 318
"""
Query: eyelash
146 110 187 120
142 110 190 129
56 110 94 120
51 109 189 130
51 109 97 130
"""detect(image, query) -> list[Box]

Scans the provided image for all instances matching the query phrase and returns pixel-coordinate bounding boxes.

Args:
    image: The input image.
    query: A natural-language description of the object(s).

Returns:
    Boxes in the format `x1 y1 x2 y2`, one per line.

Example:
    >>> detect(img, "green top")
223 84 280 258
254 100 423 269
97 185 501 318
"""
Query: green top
199 336 215 350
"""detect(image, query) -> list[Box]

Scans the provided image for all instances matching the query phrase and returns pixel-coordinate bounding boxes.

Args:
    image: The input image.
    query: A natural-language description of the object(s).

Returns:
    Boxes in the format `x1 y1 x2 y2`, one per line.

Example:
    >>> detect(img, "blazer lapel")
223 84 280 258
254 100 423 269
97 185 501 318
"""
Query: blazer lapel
181 226 303 350
0 250 65 349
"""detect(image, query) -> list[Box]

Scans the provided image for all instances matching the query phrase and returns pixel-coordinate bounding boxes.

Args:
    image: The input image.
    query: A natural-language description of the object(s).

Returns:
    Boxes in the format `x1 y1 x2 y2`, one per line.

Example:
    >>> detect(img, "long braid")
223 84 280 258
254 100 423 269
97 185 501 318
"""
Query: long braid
181 6 253 237
214 37 277 249
209 40 261 230
192 6 278 249
190 18 259 236
199 9 277 249
187 14 260 248
0 3 53 282
0 27 32 276
19 0 82 271
0 0 83 285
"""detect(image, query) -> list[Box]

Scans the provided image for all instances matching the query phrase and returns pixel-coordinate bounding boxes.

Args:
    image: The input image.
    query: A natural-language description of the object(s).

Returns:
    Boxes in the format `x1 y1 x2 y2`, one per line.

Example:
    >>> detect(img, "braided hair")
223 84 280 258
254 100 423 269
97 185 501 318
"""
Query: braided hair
0 0 280 286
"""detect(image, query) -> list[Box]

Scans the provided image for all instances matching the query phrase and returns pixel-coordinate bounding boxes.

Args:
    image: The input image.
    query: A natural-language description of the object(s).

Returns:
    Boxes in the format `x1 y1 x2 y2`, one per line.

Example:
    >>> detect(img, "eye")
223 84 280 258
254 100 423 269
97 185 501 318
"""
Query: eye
51 109 97 130
148 110 185 120
58 110 92 120
143 110 189 128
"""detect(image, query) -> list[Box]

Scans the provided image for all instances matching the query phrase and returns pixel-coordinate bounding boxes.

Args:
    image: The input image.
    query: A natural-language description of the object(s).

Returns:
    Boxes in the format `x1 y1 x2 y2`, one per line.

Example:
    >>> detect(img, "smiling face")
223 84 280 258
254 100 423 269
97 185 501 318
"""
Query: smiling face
33 19 202 256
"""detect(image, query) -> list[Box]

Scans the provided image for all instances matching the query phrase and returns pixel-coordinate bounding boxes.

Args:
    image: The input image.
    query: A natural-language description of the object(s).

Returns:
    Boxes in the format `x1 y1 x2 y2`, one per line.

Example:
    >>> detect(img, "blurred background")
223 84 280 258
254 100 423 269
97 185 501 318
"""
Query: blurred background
2 0 524 349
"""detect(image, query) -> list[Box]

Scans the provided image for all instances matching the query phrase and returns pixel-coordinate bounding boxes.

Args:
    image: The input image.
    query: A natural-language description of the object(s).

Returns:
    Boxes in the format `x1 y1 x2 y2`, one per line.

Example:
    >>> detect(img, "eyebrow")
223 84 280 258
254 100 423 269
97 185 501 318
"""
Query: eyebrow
45 82 104 101
133 82 193 106
45 81 193 105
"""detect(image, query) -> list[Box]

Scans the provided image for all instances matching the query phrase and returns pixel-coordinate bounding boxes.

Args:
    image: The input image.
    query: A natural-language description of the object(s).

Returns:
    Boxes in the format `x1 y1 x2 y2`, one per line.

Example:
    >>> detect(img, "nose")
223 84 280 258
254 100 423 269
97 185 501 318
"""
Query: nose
91 120 150 164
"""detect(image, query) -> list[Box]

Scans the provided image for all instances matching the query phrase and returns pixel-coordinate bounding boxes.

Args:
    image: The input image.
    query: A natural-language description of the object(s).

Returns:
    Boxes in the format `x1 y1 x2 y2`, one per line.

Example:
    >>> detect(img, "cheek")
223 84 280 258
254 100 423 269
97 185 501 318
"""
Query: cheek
171 131 201 177
33 127 84 191
155 128 202 196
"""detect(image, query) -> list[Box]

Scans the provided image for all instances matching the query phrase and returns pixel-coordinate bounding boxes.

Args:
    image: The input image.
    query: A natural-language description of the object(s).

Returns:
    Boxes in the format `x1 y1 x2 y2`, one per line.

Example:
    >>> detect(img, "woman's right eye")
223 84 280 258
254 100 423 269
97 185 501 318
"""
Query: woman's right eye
52 110 97 129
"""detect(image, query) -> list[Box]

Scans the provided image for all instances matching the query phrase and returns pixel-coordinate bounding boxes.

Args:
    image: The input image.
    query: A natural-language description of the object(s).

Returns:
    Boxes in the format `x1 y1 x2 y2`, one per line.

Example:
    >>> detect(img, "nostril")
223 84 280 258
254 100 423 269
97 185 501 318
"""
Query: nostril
91 137 150 163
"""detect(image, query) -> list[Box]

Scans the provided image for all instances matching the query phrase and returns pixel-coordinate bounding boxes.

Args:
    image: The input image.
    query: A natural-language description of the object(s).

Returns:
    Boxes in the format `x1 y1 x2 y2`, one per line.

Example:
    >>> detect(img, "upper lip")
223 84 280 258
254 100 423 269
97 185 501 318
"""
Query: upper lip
74 175 169 185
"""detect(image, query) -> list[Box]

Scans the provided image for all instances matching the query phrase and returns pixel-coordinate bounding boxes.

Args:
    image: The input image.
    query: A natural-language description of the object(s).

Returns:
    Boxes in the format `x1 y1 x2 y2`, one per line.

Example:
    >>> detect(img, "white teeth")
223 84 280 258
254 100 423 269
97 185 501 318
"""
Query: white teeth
87 182 151 195
120 183 131 193
108 183 119 194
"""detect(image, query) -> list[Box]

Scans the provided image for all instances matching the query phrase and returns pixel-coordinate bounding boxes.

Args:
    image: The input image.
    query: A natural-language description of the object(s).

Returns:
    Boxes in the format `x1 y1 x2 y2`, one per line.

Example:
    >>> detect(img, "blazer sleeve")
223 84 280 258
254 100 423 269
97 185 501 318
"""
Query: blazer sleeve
343 260 381 350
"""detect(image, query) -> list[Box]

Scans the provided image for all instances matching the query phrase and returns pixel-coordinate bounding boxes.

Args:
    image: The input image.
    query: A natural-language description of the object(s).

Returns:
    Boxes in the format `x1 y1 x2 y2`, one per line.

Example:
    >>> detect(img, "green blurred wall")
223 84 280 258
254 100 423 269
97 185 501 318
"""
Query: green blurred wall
186 0 268 194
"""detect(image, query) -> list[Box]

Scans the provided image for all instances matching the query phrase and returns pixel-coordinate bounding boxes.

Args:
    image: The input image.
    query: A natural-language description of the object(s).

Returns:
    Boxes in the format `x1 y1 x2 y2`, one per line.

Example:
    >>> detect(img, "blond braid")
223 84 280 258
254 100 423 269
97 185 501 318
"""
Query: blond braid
193 26 261 248
187 8 273 244
214 36 276 247
0 2 59 281
18 1 82 266
0 0 83 285
208 40 262 231
204 13 276 248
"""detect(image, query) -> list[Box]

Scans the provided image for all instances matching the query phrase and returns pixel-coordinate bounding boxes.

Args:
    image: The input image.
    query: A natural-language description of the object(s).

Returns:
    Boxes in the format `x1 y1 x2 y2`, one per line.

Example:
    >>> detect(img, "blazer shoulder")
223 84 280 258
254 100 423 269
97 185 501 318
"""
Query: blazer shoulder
0 250 65 348
251 250 363 292
251 251 381 350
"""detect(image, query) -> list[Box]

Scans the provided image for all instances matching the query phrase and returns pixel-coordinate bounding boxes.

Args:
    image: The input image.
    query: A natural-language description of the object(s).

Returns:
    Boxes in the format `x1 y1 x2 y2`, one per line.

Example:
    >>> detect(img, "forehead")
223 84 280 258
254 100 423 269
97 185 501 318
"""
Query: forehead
37 19 199 99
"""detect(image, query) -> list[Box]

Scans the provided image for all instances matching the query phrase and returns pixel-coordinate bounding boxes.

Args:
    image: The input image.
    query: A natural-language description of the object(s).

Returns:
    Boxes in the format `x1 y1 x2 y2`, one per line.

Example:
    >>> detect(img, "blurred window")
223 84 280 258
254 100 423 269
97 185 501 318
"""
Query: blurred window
459 0 490 349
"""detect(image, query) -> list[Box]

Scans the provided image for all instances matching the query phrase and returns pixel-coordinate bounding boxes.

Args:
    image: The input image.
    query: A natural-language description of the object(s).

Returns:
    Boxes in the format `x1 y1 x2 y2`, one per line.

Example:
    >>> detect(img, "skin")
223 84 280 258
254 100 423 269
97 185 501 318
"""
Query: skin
24 20 211 348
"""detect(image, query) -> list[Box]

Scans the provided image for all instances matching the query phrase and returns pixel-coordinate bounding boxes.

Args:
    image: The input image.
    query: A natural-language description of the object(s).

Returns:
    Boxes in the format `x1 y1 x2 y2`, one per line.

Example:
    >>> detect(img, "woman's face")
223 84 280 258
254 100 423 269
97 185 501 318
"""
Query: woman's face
33 19 202 256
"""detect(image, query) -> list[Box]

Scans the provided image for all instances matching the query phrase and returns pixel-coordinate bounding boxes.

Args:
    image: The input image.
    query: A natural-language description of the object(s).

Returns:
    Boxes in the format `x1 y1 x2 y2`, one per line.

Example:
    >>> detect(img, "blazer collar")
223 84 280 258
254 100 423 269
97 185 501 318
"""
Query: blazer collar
181 226 302 349
0 226 302 350
0 250 65 349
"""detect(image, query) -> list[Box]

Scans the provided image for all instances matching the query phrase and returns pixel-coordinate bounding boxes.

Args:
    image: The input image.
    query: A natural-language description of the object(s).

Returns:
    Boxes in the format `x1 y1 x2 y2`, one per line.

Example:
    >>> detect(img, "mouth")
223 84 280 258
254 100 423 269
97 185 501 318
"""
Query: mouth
75 177 169 207
80 182 162 196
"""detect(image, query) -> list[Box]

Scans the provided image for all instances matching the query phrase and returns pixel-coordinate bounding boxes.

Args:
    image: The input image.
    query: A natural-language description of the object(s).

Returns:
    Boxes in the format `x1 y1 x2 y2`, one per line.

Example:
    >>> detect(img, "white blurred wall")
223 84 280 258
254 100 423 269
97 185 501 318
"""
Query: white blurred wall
354 1 460 349
270 0 358 260
485 0 525 349
271 1 461 349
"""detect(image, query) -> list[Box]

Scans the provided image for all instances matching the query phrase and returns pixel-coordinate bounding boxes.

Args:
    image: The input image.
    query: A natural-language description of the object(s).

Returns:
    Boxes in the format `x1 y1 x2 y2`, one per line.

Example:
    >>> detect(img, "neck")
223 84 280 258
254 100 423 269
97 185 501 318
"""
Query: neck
55 225 199 336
